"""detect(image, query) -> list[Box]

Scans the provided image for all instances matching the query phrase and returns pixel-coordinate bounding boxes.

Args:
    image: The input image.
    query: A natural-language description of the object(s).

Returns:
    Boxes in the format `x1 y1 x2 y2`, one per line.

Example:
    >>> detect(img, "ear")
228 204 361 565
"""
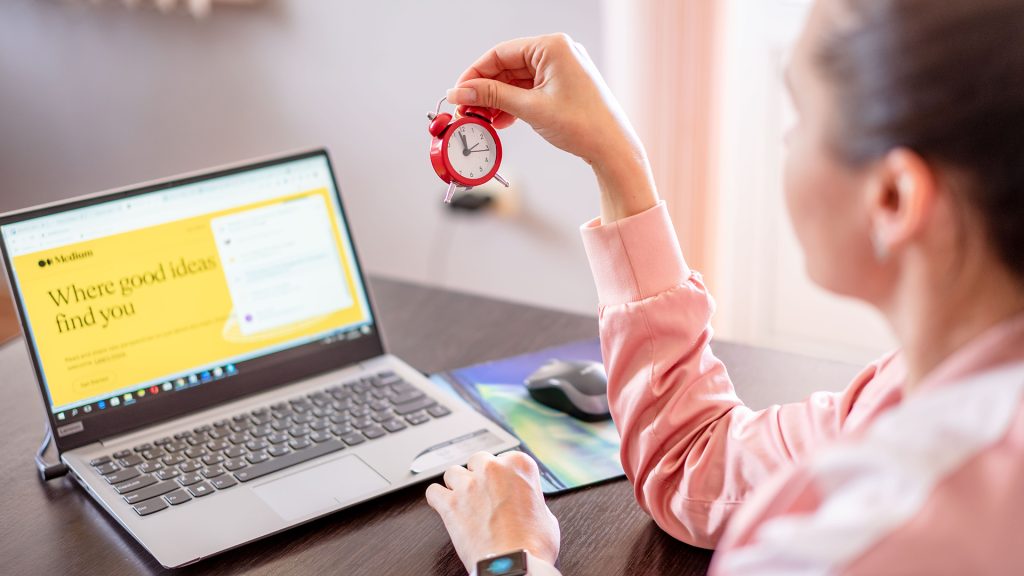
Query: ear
867 148 938 255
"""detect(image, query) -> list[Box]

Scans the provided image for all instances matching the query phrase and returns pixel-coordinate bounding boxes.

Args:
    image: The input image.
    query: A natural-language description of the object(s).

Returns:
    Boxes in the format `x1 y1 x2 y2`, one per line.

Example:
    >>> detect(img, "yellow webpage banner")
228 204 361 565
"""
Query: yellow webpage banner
13 188 367 409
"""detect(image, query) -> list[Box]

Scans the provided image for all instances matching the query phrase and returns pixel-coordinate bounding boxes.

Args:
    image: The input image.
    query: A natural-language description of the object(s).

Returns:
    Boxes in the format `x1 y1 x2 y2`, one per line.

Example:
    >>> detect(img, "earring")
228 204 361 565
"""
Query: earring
871 229 889 261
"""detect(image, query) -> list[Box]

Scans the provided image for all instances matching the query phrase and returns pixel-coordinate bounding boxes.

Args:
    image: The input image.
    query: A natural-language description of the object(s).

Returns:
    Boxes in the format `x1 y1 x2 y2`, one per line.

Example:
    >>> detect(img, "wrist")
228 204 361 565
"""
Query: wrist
591 145 658 224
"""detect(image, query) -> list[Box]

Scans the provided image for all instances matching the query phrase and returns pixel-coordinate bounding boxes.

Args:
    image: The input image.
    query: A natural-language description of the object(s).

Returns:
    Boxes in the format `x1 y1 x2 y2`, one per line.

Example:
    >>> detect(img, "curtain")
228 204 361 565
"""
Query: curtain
603 0 723 289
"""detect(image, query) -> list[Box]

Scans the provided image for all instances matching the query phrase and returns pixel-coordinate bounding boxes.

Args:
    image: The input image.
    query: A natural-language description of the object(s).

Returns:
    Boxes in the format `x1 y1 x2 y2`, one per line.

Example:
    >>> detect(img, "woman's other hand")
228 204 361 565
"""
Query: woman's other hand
425 450 560 573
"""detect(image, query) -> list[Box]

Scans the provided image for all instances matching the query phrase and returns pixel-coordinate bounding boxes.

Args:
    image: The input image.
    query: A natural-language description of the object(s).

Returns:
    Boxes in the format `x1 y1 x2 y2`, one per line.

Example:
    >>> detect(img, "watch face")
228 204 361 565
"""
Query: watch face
478 550 528 576
446 121 498 181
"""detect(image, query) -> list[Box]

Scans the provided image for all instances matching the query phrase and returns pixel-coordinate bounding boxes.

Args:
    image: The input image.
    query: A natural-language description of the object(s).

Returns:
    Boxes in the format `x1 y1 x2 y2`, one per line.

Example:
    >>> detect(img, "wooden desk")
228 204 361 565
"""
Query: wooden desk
0 277 861 576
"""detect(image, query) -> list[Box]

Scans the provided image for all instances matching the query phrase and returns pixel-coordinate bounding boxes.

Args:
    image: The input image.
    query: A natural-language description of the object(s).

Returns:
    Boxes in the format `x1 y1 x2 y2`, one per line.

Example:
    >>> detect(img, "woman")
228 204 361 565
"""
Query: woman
425 0 1024 574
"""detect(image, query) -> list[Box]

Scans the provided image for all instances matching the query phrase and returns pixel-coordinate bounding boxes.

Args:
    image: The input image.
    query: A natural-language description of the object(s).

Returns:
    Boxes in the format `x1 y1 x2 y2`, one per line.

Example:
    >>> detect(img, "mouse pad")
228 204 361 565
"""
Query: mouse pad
430 338 624 495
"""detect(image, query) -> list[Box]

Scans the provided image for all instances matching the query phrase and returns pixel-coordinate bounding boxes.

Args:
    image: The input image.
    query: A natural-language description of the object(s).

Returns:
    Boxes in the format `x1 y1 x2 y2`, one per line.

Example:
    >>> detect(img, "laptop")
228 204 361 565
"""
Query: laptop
0 149 519 568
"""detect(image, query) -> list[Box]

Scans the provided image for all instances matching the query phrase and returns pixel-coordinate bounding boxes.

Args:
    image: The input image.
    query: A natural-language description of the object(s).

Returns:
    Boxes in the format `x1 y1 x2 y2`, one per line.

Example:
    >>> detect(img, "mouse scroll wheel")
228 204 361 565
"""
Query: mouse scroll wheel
546 379 562 387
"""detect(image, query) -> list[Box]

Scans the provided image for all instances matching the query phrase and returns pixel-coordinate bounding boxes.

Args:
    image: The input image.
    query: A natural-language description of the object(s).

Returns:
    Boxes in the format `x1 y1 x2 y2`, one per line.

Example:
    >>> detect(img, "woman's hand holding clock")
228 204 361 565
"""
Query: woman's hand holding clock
446 33 659 223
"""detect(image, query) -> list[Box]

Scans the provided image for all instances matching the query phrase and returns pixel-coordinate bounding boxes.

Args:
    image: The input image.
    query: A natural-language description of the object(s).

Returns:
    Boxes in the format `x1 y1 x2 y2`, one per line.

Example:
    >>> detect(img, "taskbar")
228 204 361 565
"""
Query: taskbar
50 322 376 423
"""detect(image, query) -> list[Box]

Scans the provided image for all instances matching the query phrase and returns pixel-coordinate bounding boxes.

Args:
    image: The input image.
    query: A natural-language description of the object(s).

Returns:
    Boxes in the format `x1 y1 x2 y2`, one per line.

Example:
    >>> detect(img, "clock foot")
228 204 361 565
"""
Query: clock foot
444 181 459 204
494 173 510 187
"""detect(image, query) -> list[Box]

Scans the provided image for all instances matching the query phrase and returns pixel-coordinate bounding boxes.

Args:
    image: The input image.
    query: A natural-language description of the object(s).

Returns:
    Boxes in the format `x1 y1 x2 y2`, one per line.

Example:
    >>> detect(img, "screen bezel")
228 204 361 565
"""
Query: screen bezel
0 148 386 453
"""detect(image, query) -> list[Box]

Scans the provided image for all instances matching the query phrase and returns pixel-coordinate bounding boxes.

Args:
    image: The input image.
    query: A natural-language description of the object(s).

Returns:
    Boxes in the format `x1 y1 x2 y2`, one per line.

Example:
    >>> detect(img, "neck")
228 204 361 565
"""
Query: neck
883 256 1024 392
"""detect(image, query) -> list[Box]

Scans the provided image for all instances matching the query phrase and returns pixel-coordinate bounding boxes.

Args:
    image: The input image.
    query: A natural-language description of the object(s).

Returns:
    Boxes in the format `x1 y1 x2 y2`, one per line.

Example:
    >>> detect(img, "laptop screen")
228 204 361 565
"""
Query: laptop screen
0 151 382 447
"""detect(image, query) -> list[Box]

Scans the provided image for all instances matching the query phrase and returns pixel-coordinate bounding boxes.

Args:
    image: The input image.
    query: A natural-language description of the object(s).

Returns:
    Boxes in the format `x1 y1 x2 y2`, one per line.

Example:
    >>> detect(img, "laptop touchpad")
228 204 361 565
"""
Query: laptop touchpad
253 454 390 522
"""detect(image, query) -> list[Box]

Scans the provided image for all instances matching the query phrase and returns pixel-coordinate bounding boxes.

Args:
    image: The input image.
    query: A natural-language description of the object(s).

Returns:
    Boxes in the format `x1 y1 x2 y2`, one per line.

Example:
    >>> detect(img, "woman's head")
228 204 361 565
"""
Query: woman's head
784 0 1024 306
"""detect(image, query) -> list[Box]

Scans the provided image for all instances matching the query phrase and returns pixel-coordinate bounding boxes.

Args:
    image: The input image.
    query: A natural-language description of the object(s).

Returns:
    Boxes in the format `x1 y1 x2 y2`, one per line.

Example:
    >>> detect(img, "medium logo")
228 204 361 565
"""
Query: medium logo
38 249 94 268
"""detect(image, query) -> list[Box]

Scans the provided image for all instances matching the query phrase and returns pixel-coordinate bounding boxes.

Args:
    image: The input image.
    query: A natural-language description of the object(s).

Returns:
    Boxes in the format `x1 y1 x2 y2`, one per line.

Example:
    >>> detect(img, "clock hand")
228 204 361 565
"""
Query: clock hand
459 132 470 155
467 143 480 152
468 148 491 153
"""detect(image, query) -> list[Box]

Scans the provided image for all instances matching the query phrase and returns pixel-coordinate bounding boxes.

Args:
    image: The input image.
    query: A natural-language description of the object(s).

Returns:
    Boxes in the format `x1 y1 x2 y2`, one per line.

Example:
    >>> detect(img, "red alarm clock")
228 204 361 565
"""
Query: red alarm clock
427 97 510 203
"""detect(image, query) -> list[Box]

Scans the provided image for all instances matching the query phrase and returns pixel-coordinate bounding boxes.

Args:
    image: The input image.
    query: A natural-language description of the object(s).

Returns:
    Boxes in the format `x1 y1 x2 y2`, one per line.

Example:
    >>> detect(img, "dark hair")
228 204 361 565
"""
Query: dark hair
817 0 1024 281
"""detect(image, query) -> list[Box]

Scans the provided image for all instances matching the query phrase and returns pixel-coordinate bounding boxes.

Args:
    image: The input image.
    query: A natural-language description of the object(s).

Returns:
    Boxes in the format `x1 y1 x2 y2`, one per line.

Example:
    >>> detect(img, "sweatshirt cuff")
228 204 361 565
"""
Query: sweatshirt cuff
579 201 691 306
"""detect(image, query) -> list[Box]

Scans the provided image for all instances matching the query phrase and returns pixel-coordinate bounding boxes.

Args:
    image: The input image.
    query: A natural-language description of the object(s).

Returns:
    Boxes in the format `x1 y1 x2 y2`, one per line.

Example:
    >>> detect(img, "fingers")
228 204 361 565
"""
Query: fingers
446 78 534 124
443 463 471 491
454 36 543 86
424 482 451 512
466 451 496 471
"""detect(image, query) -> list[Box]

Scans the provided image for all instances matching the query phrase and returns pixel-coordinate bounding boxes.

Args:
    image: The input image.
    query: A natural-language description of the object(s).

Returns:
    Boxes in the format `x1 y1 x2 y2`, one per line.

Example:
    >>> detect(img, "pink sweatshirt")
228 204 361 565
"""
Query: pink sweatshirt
520 202 1024 575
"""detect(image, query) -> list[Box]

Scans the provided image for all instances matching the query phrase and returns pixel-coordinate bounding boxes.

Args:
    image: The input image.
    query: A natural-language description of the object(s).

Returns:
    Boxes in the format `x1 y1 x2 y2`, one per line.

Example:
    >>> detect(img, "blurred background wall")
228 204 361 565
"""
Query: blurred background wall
0 0 896 363
0 0 604 318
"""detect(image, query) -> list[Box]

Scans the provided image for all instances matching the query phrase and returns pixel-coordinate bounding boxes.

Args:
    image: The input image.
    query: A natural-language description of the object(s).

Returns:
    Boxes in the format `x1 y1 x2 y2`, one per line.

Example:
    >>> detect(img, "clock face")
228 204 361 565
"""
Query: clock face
445 122 498 182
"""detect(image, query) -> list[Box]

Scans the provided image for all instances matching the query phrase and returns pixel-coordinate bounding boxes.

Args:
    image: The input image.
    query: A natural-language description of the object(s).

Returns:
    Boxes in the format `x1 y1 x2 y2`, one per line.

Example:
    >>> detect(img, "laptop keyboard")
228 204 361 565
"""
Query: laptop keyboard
86 371 451 517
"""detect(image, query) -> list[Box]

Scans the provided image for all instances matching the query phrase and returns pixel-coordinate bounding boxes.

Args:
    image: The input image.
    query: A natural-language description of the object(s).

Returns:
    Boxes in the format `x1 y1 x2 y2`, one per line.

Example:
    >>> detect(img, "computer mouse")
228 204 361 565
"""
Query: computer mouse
525 359 611 422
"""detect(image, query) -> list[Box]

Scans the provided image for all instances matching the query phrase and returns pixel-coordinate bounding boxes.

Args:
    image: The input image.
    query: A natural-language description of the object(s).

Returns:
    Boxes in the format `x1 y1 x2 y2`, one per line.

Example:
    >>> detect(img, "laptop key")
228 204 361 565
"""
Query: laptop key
392 397 437 416
118 454 144 467
133 443 153 453
188 481 214 498
288 438 311 451
95 461 119 475
186 434 209 446
179 460 202 473
427 405 452 418
156 468 181 481
362 425 386 440
207 440 231 451
112 449 132 459
178 473 203 486
133 498 168 517
138 461 163 473
223 458 248 471
210 475 238 490
201 465 225 479
406 412 430 426
246 451 270 464
341 432 366 446
165 441 188 453
162 454 186 466
224 446 246 458
114 474 157 494
329 413 352 424
267 445 290 457
163 489 192 506
382 418 408 433
245 439 269 452
184 446 207 459
123 480 179 505
105 467 141 484
309 430 332 443
330 424 353 436
90 456 112 467
267 433 289 445
234 438 346 482
153 436 172 446
201 454 224 466
251 425 274 438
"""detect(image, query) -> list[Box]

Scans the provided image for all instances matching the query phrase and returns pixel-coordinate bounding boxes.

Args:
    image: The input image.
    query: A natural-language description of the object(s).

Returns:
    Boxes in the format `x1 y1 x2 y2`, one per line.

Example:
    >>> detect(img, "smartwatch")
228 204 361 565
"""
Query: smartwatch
476 549 529 576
